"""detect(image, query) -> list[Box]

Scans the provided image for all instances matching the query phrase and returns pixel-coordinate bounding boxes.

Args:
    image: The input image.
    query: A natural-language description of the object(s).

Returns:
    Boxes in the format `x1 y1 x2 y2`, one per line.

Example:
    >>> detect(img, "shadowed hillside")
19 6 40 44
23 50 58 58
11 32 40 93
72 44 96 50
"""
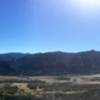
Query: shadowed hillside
0 50 100 76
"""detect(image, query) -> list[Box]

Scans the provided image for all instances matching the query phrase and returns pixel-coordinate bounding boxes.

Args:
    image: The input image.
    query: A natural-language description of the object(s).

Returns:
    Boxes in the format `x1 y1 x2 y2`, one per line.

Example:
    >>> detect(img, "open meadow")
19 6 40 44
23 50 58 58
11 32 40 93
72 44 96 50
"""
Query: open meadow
0 75 100 100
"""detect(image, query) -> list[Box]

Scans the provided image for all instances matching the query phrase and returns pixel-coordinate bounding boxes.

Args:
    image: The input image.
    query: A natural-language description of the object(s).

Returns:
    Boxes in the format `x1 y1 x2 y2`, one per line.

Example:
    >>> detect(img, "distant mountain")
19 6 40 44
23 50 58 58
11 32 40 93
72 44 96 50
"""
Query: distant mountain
0 50 100 76
0 53 25 61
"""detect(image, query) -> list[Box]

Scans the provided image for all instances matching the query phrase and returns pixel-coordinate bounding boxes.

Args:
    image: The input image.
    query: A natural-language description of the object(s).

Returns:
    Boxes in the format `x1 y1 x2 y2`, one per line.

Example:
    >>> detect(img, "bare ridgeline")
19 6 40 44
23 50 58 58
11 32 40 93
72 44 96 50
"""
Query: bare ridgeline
0 50 100 100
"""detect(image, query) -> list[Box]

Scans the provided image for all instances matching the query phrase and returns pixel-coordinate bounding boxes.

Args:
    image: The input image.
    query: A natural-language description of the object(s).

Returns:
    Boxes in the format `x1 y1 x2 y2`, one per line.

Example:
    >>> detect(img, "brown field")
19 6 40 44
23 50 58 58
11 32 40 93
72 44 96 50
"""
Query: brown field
0 74 100 100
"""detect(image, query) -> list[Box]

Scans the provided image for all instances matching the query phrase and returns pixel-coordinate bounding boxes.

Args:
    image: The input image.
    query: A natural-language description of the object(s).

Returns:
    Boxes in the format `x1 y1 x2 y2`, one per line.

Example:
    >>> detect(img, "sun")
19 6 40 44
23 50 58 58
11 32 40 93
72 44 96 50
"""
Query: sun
71 0 100 12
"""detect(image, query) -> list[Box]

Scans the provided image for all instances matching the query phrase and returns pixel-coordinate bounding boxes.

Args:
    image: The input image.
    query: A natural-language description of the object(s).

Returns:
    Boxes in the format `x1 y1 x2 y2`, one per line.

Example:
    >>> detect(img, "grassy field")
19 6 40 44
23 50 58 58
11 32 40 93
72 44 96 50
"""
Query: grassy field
0 75 100 100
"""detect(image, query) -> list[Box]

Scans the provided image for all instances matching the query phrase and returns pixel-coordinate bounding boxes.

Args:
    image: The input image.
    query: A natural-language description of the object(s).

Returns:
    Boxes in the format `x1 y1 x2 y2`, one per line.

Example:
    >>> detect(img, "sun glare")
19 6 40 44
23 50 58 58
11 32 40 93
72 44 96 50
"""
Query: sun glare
71 0 100 12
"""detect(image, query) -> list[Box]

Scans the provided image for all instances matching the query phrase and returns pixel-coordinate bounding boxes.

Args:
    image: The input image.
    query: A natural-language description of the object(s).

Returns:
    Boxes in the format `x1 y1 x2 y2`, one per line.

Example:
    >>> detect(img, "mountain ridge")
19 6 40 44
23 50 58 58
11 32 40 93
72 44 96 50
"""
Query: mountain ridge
0 50 100 76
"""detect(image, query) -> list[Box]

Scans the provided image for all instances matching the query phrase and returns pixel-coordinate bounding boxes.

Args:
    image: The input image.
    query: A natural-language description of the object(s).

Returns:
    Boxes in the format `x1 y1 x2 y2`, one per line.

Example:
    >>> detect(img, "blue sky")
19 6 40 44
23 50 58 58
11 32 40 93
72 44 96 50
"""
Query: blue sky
0 0 100 53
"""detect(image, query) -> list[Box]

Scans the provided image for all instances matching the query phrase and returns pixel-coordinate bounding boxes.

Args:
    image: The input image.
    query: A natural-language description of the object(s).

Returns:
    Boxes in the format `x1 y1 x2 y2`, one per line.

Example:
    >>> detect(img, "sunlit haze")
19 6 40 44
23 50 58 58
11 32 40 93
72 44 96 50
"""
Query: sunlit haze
70 0 100 12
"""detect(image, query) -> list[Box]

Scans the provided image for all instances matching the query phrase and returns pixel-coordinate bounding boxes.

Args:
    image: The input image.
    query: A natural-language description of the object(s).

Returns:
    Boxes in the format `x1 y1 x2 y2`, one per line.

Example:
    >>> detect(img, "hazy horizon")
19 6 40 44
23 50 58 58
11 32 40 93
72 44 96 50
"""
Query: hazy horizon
0 49 99 54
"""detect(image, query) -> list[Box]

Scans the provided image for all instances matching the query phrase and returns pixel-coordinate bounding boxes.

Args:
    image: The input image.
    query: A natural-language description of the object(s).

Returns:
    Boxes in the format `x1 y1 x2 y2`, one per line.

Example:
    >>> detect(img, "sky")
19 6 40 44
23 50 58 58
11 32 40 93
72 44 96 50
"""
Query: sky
0 0 100 53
